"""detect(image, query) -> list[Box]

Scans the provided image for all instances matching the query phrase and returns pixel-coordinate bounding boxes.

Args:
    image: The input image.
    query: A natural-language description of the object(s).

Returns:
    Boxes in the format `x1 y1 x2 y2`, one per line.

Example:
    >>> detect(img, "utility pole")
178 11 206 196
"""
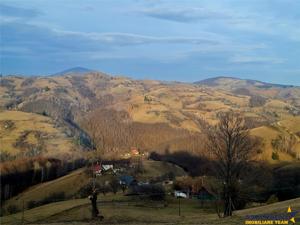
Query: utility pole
92 159 96 190
21 200 25 224
178 197 181 217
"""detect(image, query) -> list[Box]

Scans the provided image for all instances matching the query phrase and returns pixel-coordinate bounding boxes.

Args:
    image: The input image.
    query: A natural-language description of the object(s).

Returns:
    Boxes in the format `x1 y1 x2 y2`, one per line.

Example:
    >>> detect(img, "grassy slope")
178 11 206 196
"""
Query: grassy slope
138 160 186 180
3 159 299 225
0 110 76 158
1 75 300 162
4 168 90 208
3 160 187 210
2 195 299 225
250 116 300 161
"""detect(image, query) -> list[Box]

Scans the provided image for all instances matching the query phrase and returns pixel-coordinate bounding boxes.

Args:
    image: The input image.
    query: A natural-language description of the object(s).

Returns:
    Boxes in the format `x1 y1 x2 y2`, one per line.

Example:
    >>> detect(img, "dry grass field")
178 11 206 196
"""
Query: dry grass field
2 160 187 211
0 110 76 158
2 195 299 225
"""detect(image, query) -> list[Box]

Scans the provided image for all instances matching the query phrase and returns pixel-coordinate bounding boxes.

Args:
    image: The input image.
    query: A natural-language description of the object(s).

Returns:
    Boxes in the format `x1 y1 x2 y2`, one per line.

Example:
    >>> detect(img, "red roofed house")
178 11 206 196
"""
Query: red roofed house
93 163 102 176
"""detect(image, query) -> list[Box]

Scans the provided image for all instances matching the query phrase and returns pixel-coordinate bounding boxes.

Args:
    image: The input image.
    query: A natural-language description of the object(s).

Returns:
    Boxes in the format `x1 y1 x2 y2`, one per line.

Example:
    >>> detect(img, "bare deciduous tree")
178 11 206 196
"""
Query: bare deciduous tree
204 111 260 217
81 108 206 159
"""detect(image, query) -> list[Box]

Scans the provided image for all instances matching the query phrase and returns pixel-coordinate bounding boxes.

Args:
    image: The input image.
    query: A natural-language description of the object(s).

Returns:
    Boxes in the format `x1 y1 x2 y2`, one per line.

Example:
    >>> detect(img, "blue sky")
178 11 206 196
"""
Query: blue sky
0 0 300 85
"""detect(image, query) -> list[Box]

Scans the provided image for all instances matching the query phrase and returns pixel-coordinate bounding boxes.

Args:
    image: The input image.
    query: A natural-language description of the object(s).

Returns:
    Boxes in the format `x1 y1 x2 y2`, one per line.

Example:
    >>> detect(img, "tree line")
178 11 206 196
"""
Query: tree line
0 157 86 203
81 108 206 159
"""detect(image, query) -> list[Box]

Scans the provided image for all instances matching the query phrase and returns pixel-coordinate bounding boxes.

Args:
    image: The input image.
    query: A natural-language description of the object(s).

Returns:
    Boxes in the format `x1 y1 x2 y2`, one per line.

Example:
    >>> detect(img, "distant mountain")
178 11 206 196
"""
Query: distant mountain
52 67 94 76
194 76 294 89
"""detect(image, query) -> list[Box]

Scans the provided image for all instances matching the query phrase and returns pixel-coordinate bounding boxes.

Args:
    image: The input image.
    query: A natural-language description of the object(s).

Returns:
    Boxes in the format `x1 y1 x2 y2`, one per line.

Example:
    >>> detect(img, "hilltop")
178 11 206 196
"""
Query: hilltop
51 67 94 76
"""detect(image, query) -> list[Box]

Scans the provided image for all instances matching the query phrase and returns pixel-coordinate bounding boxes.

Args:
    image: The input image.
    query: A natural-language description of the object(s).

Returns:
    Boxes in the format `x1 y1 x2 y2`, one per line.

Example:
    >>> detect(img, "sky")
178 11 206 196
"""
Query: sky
0 0 300 85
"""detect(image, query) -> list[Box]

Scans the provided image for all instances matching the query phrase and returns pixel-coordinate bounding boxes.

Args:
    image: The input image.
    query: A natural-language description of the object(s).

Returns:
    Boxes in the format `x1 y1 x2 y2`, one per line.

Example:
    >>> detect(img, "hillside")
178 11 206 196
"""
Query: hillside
1 194 299 225
3 160 186 211
1 73 299 162
3 168 89 209
1 72 300 224
0 111 79 161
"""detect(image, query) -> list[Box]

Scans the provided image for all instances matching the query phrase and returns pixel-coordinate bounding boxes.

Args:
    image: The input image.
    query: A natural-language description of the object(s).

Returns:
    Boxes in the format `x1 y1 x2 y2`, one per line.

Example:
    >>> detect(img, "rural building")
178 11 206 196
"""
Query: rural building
119 175 137 187
174 190 188 198
93 163 102 176
93 163 114 175
102 164 113 171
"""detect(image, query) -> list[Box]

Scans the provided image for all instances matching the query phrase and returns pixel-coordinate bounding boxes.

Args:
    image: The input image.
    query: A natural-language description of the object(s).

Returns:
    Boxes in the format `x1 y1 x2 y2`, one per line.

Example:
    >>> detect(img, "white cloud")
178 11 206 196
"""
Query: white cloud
229 55 285 64
136 6 233 23
53 30 223 46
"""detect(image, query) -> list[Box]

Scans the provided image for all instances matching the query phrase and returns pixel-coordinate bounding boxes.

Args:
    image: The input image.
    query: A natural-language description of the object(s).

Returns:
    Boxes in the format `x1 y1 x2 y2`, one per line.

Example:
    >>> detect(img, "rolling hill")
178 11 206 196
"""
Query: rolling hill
1 73 299 162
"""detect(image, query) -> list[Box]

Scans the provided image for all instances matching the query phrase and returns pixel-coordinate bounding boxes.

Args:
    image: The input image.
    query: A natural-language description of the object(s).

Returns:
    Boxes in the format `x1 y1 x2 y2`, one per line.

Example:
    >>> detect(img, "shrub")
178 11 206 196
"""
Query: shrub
0 208 4 217
0 151 15 162
44 86 50 92
249 95 267 107
110 178 120 194
266 194 279 204
77 181 101 198
27 200 37 209
167 171 175 181
98 184 110 196
6 205 18 214
256 148 263 154
271 134 297 157
272 152 279 160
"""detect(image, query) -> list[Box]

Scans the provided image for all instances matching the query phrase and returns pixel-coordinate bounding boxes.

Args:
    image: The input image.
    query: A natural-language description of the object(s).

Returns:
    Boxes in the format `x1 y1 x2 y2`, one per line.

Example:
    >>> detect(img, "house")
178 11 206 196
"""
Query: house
93 163 102 176
119 175 137 187
92 163 115 175
102 164 113 171
174 190 188 198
